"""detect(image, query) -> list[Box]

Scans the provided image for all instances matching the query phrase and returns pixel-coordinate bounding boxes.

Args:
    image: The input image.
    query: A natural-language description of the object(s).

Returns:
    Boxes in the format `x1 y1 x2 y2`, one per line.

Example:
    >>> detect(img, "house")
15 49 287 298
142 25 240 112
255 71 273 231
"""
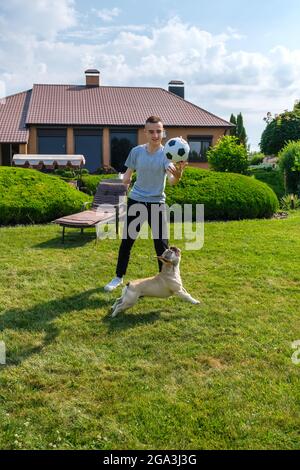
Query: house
0 69 233 173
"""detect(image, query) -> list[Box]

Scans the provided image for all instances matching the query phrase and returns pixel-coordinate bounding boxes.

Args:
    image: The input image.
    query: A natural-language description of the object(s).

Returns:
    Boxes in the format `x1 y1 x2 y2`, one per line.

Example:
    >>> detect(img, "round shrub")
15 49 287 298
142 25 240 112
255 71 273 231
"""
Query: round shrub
207 135 249 174
165 167 279 220
80 174 117 195
278 140 300 194
0 167 92 225
249 168 285 200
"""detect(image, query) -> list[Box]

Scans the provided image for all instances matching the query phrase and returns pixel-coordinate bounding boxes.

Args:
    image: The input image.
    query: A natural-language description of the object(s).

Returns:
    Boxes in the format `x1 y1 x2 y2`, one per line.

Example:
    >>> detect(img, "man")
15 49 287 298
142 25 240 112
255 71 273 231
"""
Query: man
104 116 186 292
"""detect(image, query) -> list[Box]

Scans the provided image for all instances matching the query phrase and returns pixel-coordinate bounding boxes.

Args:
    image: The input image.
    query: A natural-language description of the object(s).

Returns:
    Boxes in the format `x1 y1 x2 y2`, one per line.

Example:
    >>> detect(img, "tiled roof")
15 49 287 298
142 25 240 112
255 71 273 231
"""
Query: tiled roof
0 83 232 143
27 84 232 128
0 90 31 143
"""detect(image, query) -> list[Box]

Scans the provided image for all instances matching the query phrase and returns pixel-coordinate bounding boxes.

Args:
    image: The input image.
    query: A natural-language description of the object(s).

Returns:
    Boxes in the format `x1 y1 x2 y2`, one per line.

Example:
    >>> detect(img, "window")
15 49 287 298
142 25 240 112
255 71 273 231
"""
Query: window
74 128 102 173
110 129 137 172
38 128 67 154
188 136 212 162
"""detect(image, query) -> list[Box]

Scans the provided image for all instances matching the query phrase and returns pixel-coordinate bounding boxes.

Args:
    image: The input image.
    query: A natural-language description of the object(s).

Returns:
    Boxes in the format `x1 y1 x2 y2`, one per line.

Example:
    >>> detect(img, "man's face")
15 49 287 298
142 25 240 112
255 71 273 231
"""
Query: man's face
144 121 164 145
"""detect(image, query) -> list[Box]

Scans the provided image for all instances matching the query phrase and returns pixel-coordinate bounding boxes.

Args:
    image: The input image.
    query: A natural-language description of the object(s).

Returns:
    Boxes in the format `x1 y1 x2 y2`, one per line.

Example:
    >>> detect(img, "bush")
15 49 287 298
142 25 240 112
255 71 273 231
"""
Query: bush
249 163 274 171
96 167 118 175
249 152 265 165
249 168 285 199
53 168 89 179
207 135 249 174
165 167 279 220
278 141 300 194
0 167 92 225
80 174 119 195
280 194 300 210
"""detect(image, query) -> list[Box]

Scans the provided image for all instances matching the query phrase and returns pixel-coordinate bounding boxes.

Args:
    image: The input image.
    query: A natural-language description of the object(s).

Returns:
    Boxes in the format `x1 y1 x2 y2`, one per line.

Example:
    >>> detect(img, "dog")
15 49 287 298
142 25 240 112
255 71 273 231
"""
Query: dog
110 246 200 317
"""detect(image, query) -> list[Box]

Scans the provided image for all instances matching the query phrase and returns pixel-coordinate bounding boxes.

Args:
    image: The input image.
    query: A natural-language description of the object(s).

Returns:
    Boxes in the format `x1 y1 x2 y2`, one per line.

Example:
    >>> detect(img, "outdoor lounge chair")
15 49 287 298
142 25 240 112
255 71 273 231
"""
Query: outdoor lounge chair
53 179 128 243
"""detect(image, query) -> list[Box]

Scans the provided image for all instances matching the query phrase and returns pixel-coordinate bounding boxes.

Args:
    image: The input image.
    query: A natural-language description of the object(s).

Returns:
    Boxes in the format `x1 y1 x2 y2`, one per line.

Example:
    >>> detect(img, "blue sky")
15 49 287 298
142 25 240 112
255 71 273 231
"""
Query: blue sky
1 0 300 150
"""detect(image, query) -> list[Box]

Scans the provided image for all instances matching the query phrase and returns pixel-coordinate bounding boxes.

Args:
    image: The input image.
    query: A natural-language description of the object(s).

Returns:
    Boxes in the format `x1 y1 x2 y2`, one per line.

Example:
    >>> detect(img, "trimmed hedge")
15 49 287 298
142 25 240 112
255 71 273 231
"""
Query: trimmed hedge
0 167 92 225
249 168 285 200
80 174 117 195
165 168 279 220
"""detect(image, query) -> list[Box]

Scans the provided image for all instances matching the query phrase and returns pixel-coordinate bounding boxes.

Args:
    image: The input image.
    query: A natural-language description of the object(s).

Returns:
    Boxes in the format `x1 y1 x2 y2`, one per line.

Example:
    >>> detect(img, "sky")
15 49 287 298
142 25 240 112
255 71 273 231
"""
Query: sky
1 0 300 150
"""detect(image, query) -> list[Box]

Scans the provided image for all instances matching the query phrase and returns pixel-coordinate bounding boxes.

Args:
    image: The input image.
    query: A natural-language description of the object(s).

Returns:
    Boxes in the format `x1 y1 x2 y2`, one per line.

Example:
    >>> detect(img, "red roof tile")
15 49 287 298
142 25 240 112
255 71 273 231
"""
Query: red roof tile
0 83 232 143
27 84 232 128
0 90 30 143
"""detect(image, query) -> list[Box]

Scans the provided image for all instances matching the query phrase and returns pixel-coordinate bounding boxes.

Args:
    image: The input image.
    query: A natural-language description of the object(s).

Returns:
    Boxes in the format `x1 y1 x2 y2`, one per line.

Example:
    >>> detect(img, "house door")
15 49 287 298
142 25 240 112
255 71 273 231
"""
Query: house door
0 143 19 165
74 129 102 173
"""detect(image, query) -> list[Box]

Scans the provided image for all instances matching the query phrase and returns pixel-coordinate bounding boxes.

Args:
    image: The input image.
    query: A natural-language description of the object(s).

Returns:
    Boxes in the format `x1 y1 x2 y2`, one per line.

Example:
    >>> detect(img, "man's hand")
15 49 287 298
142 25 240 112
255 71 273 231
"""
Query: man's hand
122 168 133 185
167 161 188 185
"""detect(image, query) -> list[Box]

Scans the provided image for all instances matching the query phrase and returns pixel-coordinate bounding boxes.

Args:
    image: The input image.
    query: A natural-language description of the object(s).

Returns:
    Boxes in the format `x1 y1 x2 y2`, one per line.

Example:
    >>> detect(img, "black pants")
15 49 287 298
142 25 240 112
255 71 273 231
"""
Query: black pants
116 198 169 278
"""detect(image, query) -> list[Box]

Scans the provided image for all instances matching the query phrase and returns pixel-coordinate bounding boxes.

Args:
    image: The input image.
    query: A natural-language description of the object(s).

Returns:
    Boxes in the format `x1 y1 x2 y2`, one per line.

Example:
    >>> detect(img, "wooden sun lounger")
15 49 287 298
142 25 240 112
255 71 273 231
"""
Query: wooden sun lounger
53 179 128 243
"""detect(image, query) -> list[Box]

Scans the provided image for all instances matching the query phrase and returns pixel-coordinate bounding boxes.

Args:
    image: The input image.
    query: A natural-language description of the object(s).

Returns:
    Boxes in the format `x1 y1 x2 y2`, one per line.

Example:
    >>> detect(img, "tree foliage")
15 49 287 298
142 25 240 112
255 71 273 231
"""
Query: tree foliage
260 103 300 155
230 114 237 136
229 113 247 146
278 140 300 194
207 135 249 174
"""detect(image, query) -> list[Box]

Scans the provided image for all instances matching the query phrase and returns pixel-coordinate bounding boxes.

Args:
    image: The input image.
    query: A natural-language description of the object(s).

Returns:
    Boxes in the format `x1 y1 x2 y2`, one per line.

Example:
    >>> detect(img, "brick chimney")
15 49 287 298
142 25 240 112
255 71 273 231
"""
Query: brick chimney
85 69 100 87
168 80 184 99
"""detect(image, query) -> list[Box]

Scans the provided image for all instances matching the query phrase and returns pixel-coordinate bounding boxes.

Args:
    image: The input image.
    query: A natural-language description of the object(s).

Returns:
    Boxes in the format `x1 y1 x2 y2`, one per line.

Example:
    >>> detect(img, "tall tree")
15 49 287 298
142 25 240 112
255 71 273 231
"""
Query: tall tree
229 113 247 146
236 113 247 146
229 114 237 136
260 107 300 155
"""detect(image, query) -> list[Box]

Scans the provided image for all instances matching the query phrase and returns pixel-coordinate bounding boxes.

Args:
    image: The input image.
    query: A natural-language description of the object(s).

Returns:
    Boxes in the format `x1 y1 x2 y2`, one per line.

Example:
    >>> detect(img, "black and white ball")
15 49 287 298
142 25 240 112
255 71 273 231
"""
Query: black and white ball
164 137 190 163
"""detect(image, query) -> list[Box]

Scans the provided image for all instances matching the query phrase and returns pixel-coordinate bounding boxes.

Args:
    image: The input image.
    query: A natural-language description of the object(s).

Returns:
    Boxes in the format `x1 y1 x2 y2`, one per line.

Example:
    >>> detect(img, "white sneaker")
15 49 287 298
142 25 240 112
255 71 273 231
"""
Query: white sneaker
104 276 123 292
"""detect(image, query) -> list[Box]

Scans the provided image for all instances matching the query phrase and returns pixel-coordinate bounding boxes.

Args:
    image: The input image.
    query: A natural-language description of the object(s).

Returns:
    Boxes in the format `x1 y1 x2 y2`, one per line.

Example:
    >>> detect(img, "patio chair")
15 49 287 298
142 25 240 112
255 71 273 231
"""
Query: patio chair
53 179 128 243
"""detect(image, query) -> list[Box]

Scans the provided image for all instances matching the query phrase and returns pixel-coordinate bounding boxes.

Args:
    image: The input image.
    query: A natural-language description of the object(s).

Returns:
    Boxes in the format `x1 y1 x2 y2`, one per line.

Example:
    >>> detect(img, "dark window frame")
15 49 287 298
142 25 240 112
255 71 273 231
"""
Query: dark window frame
73 127 103 173
187 135 213 162
73 127 103 137
37 127 67 154
110 128 138 172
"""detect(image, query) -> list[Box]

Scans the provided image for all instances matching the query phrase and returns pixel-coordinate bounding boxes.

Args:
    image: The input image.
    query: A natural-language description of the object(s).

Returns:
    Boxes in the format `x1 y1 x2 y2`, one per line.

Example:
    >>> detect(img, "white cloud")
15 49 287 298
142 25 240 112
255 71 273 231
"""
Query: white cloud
61 24 147 40
1 9 300 150
0 0 77 40
92 7 121 22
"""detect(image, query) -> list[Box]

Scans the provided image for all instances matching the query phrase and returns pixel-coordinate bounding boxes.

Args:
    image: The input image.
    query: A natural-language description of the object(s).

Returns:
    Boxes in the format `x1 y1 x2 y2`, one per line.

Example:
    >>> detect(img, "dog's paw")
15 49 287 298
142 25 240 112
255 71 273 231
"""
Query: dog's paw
192 299 201 304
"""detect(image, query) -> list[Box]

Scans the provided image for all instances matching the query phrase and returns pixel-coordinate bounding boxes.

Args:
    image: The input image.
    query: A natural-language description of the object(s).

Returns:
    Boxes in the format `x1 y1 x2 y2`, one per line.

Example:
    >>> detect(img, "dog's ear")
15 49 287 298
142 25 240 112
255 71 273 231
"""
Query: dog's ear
169 246 181 256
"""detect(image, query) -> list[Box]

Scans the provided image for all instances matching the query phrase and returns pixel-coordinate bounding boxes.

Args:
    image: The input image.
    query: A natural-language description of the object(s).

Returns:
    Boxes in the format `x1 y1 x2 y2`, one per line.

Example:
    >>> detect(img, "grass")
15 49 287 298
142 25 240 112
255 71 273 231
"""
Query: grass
0 212 300 449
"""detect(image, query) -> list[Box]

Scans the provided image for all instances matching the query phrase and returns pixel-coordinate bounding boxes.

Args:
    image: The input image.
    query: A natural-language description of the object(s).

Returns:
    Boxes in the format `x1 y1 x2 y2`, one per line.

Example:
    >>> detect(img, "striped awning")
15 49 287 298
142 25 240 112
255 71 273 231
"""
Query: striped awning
12 154 85 169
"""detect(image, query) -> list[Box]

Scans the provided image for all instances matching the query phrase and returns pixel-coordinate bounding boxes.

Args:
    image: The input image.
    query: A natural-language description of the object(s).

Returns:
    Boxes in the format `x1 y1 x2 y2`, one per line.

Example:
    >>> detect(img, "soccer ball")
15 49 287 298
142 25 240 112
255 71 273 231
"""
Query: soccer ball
164 137 190 163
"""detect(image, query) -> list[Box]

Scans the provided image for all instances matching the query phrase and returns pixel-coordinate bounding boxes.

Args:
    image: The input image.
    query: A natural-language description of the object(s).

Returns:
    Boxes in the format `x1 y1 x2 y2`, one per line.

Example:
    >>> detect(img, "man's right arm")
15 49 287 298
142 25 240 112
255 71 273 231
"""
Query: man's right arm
122 168 133 185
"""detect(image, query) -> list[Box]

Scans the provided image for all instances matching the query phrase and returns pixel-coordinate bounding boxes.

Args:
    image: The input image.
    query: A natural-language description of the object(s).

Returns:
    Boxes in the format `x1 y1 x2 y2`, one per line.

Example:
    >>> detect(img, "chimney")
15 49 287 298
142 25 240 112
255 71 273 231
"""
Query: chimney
168 80 184 99
85 69 100 87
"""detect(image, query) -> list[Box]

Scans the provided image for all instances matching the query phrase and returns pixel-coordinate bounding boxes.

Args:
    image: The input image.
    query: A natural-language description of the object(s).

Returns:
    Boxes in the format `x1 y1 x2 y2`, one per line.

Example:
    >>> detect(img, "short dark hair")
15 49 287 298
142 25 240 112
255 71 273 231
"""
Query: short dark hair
145 115 162 125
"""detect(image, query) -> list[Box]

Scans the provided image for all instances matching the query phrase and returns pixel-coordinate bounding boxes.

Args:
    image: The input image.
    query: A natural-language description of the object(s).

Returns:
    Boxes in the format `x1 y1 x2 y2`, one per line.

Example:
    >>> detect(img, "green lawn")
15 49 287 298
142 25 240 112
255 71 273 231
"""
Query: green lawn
0 213 300 450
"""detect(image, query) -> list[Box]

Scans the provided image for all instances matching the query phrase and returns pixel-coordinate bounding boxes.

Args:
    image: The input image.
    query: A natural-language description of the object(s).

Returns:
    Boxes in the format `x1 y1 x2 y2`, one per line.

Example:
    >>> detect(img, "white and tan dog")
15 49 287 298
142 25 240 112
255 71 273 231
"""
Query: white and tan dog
110 246 200 317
